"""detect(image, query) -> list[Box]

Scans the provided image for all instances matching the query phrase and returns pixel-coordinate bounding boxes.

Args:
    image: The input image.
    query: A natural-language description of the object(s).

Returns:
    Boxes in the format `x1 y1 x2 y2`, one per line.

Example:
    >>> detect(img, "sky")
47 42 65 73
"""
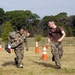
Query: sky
0 0 75 18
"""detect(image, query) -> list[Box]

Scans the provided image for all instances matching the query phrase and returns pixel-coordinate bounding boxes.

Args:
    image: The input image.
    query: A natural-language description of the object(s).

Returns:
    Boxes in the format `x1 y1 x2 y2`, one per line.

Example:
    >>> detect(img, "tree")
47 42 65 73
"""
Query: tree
0 8 4 17
0 8 75 37
41 12 74 37
4 10 40 28
1 21 13 42
0 8 5 25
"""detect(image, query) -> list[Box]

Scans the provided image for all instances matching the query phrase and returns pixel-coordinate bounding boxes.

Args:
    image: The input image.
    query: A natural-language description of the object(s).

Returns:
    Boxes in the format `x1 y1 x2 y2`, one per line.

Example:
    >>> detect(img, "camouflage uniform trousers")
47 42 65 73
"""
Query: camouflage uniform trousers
51 42 63 67
14 45 24 66
10 40 24 66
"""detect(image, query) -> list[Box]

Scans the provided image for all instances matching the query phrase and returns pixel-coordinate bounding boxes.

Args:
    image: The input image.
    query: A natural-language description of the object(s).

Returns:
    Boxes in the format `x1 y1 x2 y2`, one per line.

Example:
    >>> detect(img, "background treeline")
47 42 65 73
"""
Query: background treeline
0 8 75 40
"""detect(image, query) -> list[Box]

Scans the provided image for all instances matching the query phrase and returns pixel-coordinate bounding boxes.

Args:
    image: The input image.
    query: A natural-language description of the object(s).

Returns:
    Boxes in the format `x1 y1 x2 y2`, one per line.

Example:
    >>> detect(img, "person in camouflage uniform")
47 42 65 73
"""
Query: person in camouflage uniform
8 28 30 68
46 20 66 69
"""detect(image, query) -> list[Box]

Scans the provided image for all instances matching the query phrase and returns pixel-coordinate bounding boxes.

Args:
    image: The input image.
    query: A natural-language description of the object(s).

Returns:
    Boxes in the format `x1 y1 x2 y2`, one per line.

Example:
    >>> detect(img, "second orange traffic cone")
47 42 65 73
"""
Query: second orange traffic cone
42 46 48 60
35 41 39 54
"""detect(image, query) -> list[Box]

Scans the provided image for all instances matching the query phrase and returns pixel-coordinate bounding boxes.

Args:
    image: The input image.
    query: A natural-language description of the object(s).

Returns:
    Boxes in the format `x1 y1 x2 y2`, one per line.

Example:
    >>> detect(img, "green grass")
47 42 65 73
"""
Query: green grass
0 37 75 75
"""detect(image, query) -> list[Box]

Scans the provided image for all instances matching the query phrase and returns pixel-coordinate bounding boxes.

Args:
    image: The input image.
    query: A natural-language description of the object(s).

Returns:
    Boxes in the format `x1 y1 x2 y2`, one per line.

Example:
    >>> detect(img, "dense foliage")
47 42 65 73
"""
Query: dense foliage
0 8 75 41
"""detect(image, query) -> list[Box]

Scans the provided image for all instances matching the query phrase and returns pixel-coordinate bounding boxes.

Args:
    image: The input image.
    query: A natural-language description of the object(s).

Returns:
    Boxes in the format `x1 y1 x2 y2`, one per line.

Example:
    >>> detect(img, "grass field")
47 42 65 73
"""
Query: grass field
0 37 75 75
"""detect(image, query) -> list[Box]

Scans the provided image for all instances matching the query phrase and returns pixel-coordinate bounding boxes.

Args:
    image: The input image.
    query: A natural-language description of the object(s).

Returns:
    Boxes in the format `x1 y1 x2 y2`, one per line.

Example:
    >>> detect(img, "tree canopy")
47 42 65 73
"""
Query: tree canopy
0 8 75 40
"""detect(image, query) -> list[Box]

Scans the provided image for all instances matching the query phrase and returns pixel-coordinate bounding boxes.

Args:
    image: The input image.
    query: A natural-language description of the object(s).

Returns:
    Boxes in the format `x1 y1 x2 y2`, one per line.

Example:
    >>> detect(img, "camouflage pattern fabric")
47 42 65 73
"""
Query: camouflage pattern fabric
14 46 24 66
51 42 63 67
8 31 27 65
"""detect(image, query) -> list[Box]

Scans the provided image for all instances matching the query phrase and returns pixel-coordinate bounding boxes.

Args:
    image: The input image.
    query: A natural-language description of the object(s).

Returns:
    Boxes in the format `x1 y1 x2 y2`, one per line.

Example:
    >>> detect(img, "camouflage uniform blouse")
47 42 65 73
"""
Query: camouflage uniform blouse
8 31 27 49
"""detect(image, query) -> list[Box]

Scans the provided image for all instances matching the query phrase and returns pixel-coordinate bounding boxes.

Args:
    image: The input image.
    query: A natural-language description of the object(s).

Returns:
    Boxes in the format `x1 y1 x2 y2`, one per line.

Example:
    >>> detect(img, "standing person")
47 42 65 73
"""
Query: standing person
6 27 30 68
46 20 66 69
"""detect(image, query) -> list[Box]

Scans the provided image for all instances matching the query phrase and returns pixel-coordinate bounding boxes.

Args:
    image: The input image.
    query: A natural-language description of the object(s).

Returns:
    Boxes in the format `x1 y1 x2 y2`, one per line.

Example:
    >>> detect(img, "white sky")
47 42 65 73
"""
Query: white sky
0 0 75 18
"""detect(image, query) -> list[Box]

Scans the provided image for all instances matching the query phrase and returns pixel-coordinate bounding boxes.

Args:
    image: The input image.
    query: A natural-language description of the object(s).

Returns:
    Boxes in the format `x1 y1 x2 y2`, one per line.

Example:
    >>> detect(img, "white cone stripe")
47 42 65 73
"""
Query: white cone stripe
43 52 47 54
43 47 46 51
36 42 38 44
43 48 46 50
36 44 38 47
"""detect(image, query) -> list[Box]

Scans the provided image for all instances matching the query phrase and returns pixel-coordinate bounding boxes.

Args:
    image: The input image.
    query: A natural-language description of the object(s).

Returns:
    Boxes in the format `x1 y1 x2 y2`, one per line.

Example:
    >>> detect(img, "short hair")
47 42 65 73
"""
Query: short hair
48 20 54 22
17 26 25 31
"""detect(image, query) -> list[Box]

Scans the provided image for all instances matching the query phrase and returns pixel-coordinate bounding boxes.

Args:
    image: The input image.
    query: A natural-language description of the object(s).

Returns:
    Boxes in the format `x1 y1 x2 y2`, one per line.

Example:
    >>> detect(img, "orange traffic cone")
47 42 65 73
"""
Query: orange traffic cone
42 46 48 60
35 41 39 54
0 44 2 50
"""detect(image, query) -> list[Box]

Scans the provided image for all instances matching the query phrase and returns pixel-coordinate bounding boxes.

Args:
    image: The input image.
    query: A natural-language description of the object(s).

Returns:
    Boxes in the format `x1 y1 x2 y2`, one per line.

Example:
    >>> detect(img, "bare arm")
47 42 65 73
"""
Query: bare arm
58 31 66 42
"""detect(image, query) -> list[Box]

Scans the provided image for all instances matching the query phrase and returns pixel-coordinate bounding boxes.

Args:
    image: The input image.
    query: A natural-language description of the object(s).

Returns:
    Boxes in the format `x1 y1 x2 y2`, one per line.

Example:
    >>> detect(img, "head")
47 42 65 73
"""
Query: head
19 28 24 35
48 20 56 28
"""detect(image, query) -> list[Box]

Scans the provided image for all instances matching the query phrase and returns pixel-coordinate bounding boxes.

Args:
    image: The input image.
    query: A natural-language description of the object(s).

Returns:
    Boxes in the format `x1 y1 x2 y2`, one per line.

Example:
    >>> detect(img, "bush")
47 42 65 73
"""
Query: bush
1 21 13 42
34 34 42 41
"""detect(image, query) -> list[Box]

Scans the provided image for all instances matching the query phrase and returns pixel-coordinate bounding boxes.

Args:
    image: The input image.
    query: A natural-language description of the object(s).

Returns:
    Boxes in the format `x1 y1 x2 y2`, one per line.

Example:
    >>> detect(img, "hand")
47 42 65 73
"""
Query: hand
46 42 49 48
27 32 30 37
58 39 62 42
46 42 49 45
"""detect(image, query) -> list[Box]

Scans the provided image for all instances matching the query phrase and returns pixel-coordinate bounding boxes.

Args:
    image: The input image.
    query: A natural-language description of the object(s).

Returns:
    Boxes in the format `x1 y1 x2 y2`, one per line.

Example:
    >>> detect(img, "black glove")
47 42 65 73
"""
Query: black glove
5 43 11 53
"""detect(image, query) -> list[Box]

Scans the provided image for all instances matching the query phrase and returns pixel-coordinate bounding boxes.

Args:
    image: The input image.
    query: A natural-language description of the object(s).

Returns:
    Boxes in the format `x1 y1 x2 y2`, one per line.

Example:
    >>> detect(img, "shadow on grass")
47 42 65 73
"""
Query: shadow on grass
2 61 15 67
31 60 55 69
